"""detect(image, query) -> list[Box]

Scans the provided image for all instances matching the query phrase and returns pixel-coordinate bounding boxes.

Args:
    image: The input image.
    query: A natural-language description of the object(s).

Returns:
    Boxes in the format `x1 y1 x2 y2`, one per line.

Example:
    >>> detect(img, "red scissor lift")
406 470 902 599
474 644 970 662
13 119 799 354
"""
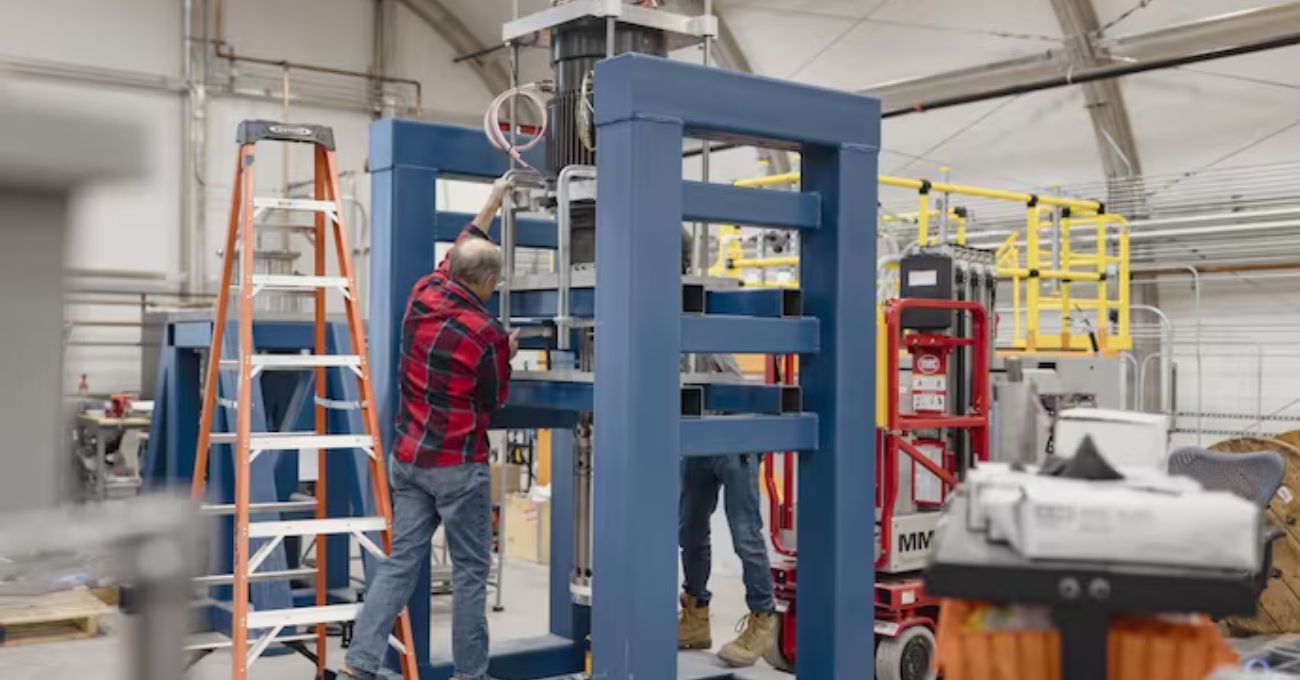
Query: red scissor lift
763 298 989 679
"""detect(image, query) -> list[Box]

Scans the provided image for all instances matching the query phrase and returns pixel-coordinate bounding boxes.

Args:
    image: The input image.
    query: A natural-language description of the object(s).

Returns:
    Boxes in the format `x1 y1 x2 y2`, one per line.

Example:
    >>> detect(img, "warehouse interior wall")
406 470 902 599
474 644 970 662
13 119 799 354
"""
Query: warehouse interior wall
0 0 498 394
8 0 1300 448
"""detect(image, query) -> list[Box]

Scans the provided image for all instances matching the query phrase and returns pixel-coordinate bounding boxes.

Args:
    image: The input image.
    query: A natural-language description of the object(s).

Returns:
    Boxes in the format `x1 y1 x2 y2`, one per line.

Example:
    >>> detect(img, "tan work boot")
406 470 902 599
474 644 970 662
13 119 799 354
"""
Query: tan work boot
677 593 712 650
717 611 778 667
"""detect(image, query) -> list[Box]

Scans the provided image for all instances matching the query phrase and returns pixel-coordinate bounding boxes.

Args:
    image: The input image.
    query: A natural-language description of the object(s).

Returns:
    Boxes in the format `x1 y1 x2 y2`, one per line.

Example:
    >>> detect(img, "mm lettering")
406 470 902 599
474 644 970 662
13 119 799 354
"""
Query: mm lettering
898 530 933 553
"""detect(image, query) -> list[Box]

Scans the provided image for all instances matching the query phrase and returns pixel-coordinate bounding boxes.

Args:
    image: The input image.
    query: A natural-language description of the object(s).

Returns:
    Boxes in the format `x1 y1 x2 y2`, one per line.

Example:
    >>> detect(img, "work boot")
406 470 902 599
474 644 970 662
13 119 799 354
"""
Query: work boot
717 611 778 668
677 593 712 650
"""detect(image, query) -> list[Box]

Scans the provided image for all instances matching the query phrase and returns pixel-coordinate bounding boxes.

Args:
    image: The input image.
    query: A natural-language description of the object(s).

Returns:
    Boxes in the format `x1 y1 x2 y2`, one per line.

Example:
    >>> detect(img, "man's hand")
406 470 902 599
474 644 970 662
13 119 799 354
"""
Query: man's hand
508 329 520 359
471 175 514 232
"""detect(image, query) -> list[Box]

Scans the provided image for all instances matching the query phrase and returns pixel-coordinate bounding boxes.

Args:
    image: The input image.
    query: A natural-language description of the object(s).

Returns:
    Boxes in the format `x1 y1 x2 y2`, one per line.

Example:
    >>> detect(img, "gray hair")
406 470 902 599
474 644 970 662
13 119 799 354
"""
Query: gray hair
448 238 502 288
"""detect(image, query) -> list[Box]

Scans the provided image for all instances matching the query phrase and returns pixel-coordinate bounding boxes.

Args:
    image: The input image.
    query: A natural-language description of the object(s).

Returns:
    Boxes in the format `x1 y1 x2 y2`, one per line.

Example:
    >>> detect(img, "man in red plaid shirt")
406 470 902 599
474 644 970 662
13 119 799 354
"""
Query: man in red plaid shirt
346 180 517 680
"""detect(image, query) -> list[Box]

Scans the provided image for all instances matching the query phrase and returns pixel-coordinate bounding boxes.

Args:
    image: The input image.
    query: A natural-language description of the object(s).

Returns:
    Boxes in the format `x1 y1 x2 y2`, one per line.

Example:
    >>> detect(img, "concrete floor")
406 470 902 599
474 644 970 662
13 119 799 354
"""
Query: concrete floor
0 513 789 680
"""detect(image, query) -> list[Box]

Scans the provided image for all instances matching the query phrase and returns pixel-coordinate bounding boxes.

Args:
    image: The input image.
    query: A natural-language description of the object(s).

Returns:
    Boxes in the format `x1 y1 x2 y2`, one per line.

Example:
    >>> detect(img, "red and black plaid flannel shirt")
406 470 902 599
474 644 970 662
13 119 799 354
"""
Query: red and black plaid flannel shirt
393 226 511 467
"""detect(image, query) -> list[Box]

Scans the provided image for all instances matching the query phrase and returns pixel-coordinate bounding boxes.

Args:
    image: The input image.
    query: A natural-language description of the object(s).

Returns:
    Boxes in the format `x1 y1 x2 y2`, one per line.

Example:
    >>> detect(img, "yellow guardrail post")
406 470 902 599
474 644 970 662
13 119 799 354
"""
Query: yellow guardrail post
1025 198 1041 352
1118 218 1131 350
917 185 931 247
1060 209 1072 350
1094 215 1109 351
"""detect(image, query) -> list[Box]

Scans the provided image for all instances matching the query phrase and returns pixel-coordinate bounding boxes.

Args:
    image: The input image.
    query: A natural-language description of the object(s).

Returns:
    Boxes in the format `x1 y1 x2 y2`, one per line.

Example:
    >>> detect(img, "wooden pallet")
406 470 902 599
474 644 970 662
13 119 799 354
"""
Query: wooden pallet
0 588 112 647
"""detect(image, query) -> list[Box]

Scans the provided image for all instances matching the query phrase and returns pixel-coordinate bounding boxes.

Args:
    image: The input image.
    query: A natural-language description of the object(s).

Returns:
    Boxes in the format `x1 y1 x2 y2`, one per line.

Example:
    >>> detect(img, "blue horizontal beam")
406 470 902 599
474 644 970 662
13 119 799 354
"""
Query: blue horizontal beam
681 315 819 354
489 288 595 320
680 414 818 457
702 383 800 415
489 406 579 430
595 54 880 150
705 289 801 318
169 321 346 350
369 118 544 176
435 211 557 249
506 379 594 412
682 181 820 230
428 634 583 680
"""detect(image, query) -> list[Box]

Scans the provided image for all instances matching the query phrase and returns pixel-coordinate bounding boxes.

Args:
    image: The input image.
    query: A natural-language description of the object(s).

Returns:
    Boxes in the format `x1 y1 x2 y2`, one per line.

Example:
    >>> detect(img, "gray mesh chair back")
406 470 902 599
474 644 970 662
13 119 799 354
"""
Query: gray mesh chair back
1167 447 1285 509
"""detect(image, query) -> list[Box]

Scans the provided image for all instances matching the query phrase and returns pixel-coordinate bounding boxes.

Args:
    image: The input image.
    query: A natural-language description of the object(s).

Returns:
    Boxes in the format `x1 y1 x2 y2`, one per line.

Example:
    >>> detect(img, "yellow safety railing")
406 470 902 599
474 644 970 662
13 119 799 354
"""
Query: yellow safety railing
724 170 1132 357
998 212 1131 355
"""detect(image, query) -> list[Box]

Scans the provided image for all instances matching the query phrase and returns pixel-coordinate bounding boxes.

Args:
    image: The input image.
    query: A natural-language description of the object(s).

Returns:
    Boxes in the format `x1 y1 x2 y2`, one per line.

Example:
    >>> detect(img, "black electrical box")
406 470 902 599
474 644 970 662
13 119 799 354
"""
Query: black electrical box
899 253 954 330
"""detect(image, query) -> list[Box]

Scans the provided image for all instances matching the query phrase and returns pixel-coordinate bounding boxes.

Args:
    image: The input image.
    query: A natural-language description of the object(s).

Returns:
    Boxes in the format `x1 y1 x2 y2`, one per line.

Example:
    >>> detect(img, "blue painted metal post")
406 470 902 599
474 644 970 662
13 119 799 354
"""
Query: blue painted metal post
369 138 438 675
589 53 880 679
592 114 685 678
796 144 878 677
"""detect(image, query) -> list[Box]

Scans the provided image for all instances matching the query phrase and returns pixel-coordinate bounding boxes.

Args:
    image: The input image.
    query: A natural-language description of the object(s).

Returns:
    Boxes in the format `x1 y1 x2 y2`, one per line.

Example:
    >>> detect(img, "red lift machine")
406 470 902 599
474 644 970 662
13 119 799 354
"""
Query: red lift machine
763 298 990 679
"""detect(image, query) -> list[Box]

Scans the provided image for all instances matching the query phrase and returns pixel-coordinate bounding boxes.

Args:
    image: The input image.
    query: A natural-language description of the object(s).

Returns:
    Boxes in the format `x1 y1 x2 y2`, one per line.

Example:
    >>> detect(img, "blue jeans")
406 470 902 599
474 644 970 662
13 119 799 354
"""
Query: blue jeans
679 454 775 613
346 459 492 680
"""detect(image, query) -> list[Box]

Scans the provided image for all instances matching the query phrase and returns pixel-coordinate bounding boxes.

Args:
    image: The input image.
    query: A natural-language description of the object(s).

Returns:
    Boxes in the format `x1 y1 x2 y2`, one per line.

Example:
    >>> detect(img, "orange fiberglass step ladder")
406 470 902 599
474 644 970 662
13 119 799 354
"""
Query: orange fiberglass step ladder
188 120 418 680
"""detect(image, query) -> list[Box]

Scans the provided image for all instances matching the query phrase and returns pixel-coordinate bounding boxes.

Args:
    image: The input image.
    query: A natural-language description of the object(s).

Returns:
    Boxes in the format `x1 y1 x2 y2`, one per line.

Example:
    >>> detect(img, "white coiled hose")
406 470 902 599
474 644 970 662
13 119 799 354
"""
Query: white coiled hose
483 84 548 168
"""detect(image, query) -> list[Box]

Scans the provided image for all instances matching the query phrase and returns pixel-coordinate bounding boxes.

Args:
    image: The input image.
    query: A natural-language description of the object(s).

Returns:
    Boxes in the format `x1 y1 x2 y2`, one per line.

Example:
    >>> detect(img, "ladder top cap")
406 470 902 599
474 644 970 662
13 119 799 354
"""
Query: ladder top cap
237 120 335 151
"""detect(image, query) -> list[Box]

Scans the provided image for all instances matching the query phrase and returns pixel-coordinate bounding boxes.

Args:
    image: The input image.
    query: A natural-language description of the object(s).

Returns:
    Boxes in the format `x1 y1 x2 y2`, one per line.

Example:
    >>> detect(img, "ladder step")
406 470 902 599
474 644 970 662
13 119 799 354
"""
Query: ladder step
208 432 374 452
252 222 317 233
193 567 317 586
248 516 387 539
253 197 337 214
219 355 362 371
200 498 317 515
185 631 316 652
245 274 350 293
246 603 361 629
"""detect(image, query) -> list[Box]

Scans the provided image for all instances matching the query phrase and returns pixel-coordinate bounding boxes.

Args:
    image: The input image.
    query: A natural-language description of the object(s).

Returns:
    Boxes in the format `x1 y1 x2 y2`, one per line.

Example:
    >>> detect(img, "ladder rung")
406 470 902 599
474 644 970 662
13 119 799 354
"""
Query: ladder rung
208 432 374 452
246 603 361 629
252 223 317 233
193 567 317 586
248 516 386 539
245 274 350 293
219 355 362 371
200 499 317 515
185 631 315 652
253 197 337 214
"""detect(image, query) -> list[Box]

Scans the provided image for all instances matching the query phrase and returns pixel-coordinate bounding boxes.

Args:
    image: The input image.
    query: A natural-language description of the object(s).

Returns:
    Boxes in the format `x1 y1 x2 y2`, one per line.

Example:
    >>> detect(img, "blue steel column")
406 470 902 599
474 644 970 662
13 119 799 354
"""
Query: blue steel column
368 137 437 673
796 144 878 676
591 115 685 679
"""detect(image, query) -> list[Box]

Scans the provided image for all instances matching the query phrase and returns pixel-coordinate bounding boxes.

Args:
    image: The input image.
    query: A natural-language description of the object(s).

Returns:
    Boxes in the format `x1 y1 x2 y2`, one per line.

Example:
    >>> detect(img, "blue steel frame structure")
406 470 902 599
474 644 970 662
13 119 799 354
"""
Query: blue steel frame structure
368 54 878 679
141 318 375 634
591 54 878 679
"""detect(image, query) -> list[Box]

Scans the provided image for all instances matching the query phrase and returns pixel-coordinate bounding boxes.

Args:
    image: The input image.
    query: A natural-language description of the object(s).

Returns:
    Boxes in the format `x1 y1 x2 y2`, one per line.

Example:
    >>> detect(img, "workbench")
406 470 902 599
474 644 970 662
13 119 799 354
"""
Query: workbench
75 412 150 499
926 492 1260 680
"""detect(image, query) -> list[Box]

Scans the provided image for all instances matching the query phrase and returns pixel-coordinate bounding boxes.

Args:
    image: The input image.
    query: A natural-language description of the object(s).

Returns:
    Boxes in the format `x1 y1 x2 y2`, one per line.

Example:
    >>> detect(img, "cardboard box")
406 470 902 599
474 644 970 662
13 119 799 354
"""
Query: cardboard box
504 494 550 565
491 463 523 501
1054 408 1169 470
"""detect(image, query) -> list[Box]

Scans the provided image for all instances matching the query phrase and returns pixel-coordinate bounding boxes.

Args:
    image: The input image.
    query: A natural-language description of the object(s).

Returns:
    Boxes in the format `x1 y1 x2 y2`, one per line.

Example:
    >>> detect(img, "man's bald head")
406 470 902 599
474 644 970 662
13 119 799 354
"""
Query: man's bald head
448 237 502 300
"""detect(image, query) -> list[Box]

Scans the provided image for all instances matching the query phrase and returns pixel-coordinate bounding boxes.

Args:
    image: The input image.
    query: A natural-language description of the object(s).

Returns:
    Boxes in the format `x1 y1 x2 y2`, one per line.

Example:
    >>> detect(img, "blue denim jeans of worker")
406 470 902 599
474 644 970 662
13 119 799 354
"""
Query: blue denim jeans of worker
347 459 492 680
679 454 775 613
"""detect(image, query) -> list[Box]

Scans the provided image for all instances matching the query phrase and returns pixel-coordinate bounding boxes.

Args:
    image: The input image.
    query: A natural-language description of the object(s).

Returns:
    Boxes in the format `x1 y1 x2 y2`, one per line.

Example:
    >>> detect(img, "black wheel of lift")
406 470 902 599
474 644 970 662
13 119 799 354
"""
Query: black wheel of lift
875 625 937 680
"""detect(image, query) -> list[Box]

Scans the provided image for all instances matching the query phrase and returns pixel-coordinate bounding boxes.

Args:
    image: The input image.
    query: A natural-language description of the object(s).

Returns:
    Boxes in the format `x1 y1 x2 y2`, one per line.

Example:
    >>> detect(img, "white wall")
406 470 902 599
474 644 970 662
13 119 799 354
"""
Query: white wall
1151 276 1300 448
2 0 500 394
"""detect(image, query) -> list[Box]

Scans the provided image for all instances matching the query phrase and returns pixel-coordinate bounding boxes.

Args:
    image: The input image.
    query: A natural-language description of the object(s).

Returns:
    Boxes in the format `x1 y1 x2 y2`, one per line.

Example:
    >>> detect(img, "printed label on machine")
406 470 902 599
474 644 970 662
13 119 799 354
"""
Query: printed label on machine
912 392 945 412
911 439 945 505
874 620 901 637
907 270 938 287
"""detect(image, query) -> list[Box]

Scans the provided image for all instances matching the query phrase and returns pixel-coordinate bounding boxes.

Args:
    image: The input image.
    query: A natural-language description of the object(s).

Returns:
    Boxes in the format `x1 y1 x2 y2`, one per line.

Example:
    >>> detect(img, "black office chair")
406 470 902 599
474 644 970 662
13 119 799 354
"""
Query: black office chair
1167 446 1286 596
